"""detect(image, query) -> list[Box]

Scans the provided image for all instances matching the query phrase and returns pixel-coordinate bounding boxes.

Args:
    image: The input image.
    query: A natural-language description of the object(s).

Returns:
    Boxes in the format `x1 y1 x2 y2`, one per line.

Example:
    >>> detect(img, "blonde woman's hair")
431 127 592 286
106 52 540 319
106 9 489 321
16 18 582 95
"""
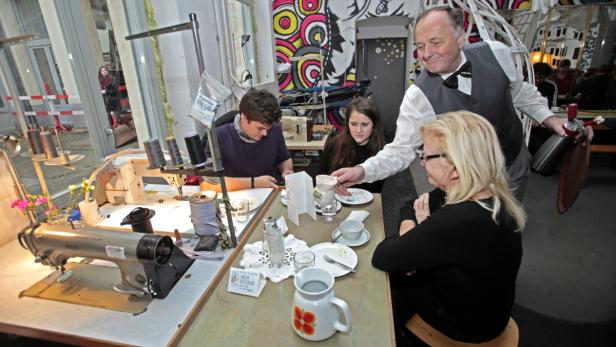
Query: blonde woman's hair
420 111 526 230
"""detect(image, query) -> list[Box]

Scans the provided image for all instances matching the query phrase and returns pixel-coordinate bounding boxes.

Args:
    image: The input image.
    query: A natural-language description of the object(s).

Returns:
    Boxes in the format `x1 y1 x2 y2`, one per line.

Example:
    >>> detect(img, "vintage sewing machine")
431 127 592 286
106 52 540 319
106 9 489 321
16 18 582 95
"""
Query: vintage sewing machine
88 149 185 205
282 115 311 142
18 222 194 298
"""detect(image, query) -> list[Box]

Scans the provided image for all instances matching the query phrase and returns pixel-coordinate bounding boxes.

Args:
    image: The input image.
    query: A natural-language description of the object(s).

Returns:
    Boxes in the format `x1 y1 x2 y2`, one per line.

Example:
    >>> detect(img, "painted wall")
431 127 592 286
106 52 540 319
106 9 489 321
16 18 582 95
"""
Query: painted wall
272 0 600 92
273 0 418 91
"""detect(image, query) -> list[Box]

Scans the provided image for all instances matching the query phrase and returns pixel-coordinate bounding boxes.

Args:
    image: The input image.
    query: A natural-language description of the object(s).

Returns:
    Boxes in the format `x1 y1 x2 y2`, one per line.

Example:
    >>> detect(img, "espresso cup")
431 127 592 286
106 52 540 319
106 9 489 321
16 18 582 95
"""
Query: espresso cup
339 219 364 240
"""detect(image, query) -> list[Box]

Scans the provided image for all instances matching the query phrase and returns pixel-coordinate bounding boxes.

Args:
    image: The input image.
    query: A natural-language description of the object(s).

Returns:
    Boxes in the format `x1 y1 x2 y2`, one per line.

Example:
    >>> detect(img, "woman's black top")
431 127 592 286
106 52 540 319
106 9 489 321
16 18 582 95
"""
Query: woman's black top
373 189 522 342
320 135 384 193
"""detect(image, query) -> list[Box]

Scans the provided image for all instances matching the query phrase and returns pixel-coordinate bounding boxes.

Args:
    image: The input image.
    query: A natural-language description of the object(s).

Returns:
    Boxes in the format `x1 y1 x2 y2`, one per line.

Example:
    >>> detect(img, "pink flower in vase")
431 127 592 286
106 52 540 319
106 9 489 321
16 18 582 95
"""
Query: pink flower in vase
14 200 30 211
35 197 49 205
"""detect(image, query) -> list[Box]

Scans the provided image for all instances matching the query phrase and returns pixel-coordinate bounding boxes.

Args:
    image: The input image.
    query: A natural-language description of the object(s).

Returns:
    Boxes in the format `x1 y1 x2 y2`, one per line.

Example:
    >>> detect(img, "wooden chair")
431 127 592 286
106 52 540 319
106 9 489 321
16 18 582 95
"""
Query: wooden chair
405 314 519 347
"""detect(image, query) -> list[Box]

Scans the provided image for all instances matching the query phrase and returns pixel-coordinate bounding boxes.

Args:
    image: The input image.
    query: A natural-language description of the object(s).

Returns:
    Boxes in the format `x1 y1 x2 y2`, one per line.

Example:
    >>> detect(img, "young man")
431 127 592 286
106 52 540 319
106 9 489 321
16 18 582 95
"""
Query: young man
203 88 293 191
333 7 592 201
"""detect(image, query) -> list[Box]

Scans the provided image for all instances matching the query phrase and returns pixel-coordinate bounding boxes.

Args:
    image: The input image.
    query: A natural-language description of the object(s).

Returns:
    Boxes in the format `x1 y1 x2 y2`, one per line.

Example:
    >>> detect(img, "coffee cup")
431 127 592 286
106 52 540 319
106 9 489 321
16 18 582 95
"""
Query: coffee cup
339 219 364 240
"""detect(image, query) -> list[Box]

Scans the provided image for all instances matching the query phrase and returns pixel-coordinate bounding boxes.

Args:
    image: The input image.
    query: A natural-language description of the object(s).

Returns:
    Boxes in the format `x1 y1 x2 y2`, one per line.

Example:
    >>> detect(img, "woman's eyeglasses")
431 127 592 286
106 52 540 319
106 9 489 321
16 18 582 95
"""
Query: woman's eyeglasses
420 153 446 161
416 145 446 162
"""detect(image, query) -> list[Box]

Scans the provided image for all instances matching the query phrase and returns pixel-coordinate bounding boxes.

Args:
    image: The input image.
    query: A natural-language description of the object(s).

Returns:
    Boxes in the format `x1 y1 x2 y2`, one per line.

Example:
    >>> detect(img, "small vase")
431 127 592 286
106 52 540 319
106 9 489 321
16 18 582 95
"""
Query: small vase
45 213 68 225
78 199 104 225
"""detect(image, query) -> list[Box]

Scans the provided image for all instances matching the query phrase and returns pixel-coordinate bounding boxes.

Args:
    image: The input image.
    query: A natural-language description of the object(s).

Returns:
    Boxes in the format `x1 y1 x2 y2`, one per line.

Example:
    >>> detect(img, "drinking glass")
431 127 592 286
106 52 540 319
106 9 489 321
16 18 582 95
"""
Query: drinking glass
294 250 316 273
321 202 336 222
233 199 250 223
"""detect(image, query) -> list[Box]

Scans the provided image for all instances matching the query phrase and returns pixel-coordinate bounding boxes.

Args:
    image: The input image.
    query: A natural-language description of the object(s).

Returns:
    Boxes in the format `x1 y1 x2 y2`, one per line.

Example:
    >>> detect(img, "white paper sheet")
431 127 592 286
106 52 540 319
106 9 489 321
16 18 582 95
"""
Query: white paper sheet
285 171 316 226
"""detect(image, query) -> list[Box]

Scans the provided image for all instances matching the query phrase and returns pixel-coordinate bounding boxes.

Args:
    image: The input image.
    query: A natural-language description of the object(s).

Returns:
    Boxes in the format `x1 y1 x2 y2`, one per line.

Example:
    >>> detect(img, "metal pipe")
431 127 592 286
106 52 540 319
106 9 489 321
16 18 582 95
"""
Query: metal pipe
124 13 237 247
206 125 237 247
190 11 237 246
189 13 205 74
539 7 553 63
0 48 53 210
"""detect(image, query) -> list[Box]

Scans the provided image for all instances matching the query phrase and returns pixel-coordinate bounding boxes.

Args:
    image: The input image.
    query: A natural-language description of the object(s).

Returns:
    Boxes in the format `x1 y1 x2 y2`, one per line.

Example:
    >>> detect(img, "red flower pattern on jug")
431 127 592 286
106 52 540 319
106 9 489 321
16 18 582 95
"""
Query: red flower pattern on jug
293 306 316 335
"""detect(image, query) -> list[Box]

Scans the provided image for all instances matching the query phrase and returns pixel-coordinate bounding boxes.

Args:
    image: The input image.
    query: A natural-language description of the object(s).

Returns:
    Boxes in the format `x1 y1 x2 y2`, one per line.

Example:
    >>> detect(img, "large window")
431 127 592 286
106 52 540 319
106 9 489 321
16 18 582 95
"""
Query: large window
0 0 119 203
228 0 258 89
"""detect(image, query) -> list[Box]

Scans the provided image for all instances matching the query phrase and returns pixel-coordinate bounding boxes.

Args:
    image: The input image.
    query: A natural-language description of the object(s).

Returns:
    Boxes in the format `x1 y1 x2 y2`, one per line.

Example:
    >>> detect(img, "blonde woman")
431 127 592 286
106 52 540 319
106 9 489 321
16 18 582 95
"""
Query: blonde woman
372 111 526 345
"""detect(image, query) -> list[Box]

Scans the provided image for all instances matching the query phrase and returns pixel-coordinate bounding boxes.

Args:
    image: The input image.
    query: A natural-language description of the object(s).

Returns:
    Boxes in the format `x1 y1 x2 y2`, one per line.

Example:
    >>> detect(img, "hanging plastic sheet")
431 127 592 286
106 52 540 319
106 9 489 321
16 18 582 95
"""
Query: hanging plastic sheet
189 70 232 128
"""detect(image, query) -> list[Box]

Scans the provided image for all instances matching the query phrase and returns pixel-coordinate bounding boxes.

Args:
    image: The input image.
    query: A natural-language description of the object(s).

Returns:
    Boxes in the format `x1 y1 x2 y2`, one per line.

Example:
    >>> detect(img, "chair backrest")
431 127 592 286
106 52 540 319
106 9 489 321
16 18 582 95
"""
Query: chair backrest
200 110 238 145
406 314 519 347
215 110 239 127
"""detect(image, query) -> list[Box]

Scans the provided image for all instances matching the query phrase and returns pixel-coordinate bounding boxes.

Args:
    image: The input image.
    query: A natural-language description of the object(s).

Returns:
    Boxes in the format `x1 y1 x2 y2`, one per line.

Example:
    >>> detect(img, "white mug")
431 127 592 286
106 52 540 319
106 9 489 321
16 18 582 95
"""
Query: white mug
314 175 337 206
292 267 352 341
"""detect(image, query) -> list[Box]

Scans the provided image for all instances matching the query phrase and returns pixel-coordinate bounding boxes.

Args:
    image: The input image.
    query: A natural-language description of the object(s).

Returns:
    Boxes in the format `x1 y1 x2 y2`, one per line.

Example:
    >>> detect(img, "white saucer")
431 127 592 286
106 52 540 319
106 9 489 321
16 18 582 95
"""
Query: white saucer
335 188 374 205
332 229 370 247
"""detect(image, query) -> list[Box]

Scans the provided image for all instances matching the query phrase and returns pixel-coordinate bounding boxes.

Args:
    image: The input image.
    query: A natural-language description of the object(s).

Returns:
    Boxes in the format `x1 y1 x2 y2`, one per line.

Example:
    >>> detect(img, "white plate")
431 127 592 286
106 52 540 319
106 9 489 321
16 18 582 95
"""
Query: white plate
310 242 357 277
335 188 374 205
332 229 371 247
231 197 260 212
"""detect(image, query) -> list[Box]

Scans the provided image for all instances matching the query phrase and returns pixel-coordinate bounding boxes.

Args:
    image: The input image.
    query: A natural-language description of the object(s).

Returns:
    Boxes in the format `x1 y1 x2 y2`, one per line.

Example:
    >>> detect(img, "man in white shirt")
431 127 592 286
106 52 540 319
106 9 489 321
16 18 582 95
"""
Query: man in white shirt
333 7 592 200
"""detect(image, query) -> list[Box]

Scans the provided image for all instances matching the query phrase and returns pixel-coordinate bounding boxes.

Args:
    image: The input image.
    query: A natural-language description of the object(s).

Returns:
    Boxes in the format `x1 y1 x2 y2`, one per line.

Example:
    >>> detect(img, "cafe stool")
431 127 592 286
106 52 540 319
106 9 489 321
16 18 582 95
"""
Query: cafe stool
405 314 519 347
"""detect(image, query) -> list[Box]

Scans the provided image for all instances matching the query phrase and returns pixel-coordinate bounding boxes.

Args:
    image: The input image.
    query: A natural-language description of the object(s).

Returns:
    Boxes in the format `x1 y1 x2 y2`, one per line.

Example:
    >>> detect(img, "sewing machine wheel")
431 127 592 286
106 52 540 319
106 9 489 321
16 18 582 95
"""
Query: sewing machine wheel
137 235 173 265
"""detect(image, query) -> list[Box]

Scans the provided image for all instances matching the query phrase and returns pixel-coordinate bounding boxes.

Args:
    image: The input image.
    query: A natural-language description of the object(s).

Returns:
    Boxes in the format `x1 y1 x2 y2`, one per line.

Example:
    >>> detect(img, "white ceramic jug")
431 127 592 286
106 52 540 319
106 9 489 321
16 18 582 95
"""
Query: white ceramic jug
292 267 352 341
314 175 337 206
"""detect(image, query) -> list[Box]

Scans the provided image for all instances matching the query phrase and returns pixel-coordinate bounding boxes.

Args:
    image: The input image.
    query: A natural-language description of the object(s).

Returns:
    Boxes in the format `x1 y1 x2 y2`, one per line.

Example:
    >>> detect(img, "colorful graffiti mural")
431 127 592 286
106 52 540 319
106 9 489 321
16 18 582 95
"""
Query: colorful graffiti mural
273 0 601 92
273 0 415 91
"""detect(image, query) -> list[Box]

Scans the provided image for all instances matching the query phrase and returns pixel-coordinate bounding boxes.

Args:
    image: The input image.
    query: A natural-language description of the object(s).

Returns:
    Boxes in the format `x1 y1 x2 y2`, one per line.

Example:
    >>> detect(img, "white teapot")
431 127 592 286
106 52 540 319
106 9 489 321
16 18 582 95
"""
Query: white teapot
291 267 352 341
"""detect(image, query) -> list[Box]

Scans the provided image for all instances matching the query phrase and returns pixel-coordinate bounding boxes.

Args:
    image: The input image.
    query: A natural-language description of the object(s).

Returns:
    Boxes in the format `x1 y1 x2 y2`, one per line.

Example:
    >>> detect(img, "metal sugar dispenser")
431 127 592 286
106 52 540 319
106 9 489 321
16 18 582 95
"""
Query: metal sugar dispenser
263 216 285 268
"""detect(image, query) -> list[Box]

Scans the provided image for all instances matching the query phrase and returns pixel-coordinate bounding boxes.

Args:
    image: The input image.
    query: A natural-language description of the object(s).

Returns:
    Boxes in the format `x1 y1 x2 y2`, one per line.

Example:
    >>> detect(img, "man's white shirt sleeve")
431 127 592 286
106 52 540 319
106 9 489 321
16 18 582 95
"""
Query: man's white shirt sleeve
359 41 552 184
360 85 435 183
487 40 553 123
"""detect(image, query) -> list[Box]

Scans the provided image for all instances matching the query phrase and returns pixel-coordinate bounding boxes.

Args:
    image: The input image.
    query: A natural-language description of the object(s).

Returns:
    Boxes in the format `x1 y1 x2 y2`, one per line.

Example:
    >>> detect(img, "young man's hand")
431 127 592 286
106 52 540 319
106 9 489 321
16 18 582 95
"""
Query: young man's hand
255 175 280 189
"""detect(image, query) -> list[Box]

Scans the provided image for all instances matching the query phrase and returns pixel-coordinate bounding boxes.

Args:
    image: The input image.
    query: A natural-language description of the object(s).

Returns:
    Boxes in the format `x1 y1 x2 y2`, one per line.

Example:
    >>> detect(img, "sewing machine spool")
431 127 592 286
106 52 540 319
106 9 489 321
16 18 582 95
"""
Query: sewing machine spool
121 207 156 234
184 132 206 167
27 128 44 154
166 136 183 167
144 138 166 169
40 131 58 159
189 192 219 236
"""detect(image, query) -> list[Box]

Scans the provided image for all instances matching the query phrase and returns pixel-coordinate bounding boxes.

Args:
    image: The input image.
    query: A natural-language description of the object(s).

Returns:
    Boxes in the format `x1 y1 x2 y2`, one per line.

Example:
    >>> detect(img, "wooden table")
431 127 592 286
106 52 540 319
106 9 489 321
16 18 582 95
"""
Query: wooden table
176 192 395 346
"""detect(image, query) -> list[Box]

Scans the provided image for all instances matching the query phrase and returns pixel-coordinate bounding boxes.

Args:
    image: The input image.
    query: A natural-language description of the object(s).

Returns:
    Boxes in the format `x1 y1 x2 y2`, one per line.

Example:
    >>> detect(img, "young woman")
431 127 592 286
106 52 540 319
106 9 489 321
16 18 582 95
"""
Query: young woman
98 65 121 116
372 111 526 344
320 97 385 193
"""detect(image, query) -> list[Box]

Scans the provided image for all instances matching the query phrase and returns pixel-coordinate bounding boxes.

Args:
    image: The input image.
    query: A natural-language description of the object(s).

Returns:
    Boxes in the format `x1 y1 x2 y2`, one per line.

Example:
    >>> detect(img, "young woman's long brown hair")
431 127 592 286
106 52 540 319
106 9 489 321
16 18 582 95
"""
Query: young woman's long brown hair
329 97 385 171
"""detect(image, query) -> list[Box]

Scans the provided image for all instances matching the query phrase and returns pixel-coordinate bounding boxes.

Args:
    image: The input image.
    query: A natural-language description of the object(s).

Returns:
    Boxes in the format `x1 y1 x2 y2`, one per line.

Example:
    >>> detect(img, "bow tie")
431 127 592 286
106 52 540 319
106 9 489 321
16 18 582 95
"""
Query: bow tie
430 61 472 89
